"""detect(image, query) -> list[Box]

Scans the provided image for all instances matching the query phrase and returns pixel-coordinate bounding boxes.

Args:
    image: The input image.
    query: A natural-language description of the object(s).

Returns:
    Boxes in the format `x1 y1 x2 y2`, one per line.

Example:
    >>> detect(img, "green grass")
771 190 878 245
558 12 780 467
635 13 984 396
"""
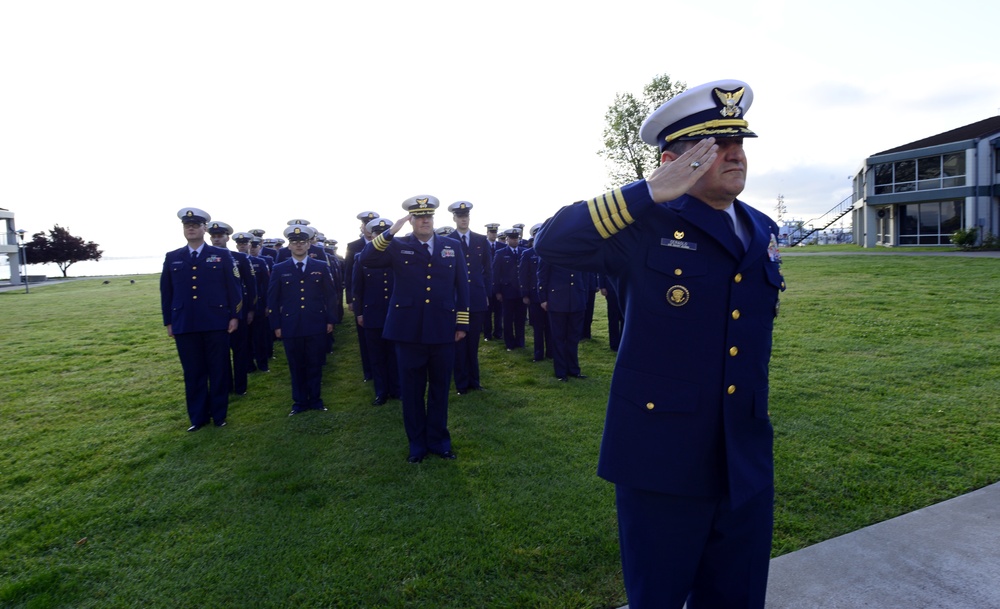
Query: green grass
1 255 999 608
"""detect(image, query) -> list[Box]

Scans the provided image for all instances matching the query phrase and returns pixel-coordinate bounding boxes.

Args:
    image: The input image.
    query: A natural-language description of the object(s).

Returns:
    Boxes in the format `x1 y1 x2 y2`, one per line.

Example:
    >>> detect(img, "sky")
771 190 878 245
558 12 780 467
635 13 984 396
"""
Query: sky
3 0 1000 277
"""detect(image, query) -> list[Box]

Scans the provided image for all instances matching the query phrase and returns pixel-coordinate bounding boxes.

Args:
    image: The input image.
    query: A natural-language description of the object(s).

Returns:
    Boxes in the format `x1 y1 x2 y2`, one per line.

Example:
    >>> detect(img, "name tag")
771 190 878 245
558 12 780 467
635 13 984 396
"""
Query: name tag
660 238 697 251
401 249 415 255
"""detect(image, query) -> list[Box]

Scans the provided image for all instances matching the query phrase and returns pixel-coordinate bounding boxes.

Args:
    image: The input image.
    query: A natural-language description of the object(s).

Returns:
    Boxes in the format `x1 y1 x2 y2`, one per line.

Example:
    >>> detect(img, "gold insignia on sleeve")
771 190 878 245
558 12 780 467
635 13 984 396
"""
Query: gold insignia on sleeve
587 188 634 240
674 230 685 239
666 285 690 307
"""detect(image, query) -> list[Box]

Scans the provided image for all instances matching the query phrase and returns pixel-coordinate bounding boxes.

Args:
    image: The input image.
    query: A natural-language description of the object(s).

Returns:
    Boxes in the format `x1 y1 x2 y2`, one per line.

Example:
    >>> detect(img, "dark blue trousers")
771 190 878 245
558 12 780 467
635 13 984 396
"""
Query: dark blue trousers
355 320 373 380
615 484 773 609
250 316 270 371
501 297 526 349
454 311 485 391
547 310 583 378
229 321 250 394
527 301 552 360
364 326 400 400
174 330 230 426
282 333 327 412
396 341 454 459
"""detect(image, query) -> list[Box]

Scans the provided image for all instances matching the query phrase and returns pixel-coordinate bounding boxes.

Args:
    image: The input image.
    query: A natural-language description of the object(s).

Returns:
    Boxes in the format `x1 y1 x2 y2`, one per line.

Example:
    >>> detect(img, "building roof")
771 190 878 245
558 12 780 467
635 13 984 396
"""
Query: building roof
875 116 1000 156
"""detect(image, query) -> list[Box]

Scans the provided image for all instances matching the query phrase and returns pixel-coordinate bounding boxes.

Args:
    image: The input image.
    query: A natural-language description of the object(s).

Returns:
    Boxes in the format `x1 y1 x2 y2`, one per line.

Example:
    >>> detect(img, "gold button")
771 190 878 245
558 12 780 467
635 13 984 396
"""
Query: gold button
729 346 738 356
300 305 305 309
192 295 198 299
732 309 741 320
674 269 682 276
425 299 430 304
192 285 197 290
781 282 786 289
192 276 197 280
427 263 432 268
192 266 198 270
646 402 655 411
301 297 306 301
426 287 431 291
727 385 736 394
734 273 743 283
427 275 431 279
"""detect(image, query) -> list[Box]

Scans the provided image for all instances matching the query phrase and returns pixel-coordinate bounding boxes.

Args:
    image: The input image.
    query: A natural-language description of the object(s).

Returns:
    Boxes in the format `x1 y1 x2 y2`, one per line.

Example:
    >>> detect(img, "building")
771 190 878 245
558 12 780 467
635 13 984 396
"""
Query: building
853 116 1000 248
1 208 23 284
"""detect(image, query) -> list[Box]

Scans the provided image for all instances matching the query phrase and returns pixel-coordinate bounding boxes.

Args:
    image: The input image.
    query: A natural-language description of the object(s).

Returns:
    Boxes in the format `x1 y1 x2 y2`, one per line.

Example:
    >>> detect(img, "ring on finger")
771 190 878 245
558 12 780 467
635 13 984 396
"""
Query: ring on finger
690 161 701 169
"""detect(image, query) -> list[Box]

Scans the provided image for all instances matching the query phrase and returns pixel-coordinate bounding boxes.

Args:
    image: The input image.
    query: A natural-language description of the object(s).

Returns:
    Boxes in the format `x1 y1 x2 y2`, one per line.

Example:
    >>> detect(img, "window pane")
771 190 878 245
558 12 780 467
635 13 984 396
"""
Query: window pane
943 153 965 178
875 185 893 194
895 160 916 182
919 203 938 234
900 204 919 236
874 163 893 186
917 156 941 180
940 201 962 233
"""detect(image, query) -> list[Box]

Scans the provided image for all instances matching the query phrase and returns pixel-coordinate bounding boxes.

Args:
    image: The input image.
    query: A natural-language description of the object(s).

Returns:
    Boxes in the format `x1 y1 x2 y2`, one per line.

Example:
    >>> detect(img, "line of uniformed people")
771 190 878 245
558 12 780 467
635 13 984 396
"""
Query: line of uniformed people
163 205 617 436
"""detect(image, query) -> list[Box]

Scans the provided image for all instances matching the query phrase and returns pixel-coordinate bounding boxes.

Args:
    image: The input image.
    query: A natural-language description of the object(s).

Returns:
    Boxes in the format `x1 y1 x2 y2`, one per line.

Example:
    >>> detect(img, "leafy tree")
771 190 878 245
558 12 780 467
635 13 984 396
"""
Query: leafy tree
598 74 687 187
24 225 103 277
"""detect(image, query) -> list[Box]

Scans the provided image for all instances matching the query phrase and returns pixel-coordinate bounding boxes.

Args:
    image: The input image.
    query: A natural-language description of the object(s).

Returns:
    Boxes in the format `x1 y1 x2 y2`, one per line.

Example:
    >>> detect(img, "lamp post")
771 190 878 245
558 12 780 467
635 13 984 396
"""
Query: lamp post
15 229 28 294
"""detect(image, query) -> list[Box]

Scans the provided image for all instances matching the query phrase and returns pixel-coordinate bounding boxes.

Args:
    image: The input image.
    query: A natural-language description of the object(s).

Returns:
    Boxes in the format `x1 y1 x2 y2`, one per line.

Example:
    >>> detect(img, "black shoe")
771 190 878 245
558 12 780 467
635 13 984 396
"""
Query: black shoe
187 424 204 432
214 421 227 428
407 455 424 464
557 376 568 382
389 394 401 400
456 388 468 395
372 396 387 406
571 373 588 379
532 357 544 362
435 450 457 460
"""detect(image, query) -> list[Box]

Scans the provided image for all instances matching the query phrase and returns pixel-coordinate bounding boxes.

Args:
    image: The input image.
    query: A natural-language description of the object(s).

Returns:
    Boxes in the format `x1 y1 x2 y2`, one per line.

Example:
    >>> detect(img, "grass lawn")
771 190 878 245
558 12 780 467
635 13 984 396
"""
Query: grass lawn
1 253 998 608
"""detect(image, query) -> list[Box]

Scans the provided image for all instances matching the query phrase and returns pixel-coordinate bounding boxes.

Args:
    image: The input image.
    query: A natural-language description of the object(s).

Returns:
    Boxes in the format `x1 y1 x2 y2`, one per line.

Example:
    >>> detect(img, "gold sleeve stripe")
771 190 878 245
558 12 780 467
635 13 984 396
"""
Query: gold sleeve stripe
456 311 470 324
587 188 633 239
372 233 390 251
236 301 243 313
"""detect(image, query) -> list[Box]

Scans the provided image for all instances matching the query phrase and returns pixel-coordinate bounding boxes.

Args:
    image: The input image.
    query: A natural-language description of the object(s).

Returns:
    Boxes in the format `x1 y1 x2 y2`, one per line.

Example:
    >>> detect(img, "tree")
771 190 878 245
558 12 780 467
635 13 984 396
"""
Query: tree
24 225 103 277
598 74 687 187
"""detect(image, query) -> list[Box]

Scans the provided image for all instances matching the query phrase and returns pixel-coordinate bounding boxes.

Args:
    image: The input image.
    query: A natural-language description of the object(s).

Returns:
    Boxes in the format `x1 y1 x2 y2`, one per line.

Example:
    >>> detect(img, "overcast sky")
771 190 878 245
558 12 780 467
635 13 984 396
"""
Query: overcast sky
3 0 999 276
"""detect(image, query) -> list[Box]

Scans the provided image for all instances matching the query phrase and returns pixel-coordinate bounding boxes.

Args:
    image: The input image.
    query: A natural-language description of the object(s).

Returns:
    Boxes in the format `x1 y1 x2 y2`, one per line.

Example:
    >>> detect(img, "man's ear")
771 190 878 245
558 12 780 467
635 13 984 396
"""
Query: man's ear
660 150 678 164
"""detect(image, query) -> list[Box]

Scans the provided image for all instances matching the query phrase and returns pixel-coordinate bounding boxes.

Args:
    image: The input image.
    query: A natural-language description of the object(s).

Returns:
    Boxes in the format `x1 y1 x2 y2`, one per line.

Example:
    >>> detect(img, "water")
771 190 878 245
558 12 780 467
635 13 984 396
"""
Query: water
0 256 162 281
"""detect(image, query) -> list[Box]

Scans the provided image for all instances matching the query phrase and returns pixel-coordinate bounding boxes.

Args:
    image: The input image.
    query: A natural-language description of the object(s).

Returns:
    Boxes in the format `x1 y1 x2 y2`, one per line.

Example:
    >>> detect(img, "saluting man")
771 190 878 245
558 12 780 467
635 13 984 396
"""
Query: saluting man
268 224 339 416
359 195 470 464
534 79 786 609
449 201 492 394
352 217 400 406
160 208 243 431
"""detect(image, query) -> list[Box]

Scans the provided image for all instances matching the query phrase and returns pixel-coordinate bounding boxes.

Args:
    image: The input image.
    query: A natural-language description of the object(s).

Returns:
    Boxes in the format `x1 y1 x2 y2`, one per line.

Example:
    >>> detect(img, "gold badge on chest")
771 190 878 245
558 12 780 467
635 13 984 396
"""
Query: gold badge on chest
666 285 690 307
674 230 685 240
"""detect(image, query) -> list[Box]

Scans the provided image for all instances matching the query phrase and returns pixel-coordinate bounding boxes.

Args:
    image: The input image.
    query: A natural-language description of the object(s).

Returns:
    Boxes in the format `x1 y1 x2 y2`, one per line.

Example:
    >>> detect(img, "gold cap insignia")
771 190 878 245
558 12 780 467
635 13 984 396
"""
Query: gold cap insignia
674 230 685 240
715 87 745 118
666 285 690 307
417 198 428 208
185 211 193 217
293 228 301 234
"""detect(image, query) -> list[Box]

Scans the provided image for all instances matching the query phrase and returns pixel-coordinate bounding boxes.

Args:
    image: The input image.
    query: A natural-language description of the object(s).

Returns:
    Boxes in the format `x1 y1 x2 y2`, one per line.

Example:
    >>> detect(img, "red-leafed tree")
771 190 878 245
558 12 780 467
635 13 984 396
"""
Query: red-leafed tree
24 225 103 277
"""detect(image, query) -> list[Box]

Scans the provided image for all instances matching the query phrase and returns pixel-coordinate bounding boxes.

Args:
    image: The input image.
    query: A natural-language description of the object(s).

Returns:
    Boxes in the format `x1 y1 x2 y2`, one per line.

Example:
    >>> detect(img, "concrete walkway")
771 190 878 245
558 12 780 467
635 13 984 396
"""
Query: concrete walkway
621 482 1000 608
765 481 1000 608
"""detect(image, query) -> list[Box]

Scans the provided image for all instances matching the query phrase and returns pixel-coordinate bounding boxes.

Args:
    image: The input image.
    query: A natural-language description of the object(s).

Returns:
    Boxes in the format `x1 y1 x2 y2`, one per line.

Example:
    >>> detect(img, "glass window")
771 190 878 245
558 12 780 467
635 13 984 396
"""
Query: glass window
894 160 916 192
874 163 894 195
942 153 965 188
940 202 962 234
917 156 941 190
